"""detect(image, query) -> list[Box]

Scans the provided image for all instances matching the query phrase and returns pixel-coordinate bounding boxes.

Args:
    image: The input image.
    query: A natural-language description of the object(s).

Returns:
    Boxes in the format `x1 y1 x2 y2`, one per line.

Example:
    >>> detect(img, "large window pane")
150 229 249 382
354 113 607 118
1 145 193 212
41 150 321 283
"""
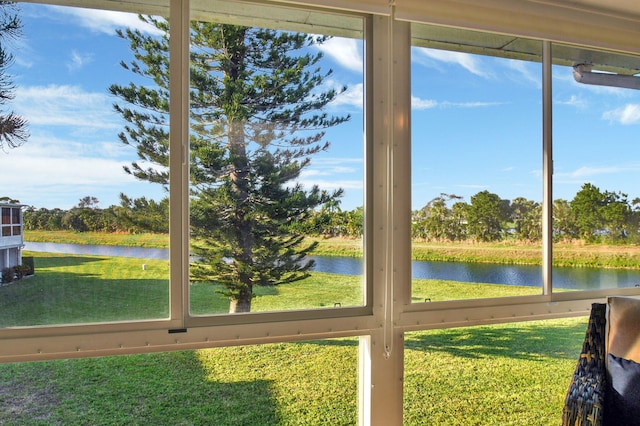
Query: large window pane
0 338 358 424
0 3 170 327
404 317 588 424
188 2 365 315
410 23 543 302
551 44 640 292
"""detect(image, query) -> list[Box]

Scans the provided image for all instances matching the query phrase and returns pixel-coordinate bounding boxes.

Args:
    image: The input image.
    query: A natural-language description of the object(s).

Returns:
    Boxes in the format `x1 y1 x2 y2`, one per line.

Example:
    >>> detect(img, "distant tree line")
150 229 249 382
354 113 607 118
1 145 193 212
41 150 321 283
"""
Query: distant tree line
412 183 640 244
22 182 640 244
23 195 169 234
23 194 362 237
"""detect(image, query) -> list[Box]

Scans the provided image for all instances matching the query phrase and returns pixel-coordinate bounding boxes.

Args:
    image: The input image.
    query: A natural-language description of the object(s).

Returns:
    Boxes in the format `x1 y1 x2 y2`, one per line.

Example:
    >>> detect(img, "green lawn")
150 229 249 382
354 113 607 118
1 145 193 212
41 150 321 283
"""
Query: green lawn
2 251 540 326
0 252 587 424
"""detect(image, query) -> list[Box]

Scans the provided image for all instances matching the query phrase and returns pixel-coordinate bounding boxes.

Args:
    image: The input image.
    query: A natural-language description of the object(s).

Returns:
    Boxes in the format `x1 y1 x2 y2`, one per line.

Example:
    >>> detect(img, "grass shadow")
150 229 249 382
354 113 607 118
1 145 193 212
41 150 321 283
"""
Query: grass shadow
404 320 588 361
30 253 107 268
0 351 278 425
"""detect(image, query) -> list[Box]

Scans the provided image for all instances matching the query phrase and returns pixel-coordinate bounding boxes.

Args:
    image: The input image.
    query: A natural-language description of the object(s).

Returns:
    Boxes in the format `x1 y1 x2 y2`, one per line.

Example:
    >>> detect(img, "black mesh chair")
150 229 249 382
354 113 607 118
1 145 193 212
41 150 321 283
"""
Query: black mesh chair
562 303 607 426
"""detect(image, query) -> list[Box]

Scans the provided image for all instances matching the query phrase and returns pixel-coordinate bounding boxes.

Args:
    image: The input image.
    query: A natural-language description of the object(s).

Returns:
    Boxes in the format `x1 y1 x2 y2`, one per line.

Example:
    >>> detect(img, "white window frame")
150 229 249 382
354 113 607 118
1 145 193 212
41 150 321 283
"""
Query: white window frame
5 1 640 424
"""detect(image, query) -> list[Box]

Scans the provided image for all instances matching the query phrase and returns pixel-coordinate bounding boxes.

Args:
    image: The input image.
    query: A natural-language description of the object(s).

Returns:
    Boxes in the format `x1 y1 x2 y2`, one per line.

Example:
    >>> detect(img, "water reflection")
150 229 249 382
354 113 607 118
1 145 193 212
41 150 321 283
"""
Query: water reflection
25 242 169 260
24 242 640 290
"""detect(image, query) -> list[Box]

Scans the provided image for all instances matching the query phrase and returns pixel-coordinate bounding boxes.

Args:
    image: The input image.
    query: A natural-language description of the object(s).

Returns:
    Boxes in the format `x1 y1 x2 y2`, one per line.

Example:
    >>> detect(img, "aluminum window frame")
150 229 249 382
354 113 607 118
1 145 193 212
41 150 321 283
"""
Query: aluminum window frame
3 0 640 361
1 0 378 363
3 4 640 424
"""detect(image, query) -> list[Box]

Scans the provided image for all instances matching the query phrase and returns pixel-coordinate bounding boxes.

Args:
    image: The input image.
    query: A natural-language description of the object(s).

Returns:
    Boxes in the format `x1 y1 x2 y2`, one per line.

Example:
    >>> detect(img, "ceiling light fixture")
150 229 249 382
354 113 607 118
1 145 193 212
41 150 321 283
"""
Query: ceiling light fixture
573 63 640 90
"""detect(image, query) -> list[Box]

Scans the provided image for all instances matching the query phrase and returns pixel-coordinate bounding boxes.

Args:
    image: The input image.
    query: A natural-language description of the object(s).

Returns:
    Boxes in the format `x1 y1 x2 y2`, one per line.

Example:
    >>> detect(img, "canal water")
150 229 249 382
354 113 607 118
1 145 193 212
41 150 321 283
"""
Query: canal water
24 241 640 290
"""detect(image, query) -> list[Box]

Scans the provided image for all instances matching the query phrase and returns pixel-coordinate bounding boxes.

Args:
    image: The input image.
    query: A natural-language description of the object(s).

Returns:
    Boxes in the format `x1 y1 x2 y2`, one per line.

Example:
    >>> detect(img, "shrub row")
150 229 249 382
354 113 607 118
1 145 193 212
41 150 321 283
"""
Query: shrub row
1 263 34 284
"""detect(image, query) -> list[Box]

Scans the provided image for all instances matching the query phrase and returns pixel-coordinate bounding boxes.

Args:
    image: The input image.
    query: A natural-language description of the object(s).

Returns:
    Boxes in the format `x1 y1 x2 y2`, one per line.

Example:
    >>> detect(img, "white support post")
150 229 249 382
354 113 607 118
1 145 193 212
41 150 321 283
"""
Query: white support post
359 13 411 425
359 330 405 426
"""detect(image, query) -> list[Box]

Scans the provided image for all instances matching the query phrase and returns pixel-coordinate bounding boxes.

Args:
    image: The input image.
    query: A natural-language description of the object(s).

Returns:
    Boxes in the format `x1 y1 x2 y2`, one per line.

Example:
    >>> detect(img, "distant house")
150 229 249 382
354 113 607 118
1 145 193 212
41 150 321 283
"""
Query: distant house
0 202 24 272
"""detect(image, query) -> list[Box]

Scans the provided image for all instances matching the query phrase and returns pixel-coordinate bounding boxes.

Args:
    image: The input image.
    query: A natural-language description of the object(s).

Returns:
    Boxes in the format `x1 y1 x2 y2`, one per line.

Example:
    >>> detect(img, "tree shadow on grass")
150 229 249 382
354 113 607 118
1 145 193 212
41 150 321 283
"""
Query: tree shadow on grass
404 320 589 361
291 321 588 357
30 253 107 269
0 351 279 425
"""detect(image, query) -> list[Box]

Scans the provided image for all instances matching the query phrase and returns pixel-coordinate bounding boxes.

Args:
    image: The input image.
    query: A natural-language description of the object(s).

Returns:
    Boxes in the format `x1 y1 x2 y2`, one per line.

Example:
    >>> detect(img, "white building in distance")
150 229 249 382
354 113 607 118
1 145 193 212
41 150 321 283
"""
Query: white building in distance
0 202 24 272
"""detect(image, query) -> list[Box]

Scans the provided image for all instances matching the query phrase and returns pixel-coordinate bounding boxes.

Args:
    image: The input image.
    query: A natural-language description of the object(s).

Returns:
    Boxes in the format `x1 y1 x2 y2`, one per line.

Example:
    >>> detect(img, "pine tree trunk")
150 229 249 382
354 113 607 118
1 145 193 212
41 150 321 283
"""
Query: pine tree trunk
229 296 252 313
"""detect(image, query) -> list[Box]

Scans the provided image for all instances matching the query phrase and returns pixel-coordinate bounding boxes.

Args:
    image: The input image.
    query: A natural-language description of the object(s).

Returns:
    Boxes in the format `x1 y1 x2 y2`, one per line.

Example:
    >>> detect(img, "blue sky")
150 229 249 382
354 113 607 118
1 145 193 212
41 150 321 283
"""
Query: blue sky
411 46 640 210
2 3 640 212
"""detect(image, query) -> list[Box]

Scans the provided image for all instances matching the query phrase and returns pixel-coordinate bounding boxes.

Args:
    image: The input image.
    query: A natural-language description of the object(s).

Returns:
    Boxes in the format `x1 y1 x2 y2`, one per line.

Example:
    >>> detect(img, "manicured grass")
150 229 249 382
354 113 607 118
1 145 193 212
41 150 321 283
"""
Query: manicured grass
0 319 587 425
412 278 541 301
3 252 539 324
25 230 169 248
0 252 170 327
4 252 364 323
404 318 587 425
0 251 589 424
0 341 361 425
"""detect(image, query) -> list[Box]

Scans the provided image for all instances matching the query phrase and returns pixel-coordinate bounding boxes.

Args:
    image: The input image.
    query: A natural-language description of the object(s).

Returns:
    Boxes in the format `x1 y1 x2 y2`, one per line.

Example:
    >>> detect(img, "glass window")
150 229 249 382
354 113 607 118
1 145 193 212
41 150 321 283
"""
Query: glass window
551 44 640 292
1 208 9 225
187 2 365 315
404 317 588 424
0 338 357 424
0 3 170 327
12 208 20 224
410 23 543 302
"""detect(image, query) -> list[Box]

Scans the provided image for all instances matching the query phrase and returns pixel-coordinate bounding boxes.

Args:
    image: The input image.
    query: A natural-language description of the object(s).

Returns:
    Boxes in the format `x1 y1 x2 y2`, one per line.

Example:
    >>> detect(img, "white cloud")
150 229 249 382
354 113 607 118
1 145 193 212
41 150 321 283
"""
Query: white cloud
0 131 166 208
46 5 164 36
552 164 640 186
414 48 490 78
336 84 504 111
317 37 362 73
556 95 587 109
14 56 35 69
297 157 363 191
603 104 640 124
440 101 506 108
14 84 119 129
305 157 362 173
331 83 363 108
507 59 541 88
412 96 438 110
67 50 94 72
568 165 627 178
411 96 504 110
1 140 133 207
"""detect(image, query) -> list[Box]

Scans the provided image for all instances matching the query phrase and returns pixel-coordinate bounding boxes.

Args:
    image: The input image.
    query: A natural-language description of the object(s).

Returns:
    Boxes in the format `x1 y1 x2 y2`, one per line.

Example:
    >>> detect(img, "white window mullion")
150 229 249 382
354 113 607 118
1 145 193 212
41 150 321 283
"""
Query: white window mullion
360 13 406 426
542 40 553 297
169 0 190 326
